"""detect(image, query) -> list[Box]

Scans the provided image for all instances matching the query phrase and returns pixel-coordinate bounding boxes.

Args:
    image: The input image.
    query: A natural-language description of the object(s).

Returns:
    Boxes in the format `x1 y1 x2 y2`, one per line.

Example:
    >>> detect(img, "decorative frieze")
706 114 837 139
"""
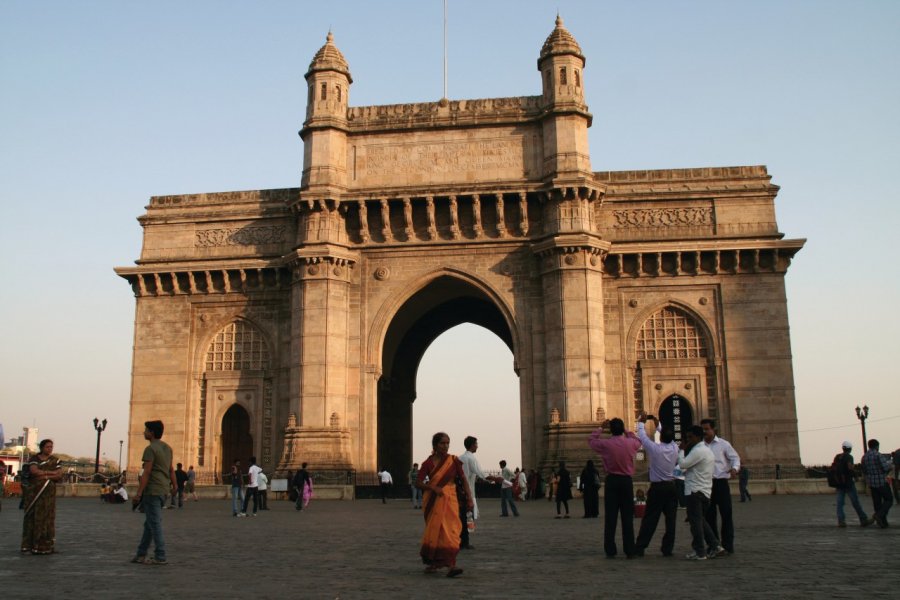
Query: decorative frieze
613 207 713 229
195 226 287 247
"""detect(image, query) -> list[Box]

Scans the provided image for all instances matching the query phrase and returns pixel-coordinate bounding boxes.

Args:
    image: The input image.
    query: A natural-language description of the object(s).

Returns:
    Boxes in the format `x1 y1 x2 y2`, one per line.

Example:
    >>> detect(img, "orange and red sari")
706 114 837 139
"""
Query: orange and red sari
418 454 465 568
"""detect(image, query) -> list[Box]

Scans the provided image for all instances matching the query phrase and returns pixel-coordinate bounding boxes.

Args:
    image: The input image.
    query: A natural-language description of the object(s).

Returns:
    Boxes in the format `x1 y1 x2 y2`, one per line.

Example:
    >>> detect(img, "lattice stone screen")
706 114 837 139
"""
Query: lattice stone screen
205 321 270 371
636 307 708 360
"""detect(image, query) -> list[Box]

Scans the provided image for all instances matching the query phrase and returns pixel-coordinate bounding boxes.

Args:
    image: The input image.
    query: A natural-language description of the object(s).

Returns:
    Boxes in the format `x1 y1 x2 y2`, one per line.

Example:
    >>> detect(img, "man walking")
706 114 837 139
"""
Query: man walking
458 437 497 548
230 460 242 517
132 420 175 565
239 456 262 516
700 419 740 554
257 469 269 510
409 463 422 509
678 425 724 560
861 439 893 528
499 460 520 517
186 465 198 502
738 467 751 502
832 441 872 527
634 414 679 557
589 418 642 559
377 468 393 504
171 463 188 508
293 464 311 511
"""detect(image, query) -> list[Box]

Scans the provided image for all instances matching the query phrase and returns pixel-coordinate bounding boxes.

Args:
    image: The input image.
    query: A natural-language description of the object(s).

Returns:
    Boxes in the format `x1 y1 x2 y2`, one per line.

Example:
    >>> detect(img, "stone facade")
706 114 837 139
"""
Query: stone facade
116 18 804 480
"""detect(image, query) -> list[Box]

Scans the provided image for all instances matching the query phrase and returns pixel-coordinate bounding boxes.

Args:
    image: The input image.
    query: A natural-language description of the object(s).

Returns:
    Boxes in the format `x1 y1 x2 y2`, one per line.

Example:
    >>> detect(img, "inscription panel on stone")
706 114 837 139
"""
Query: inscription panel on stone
352 133 535 187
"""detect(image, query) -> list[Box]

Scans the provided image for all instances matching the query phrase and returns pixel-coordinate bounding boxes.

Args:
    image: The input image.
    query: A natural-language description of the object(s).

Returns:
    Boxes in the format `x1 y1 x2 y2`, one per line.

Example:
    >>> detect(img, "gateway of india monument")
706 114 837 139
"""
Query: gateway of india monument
116 17 805 483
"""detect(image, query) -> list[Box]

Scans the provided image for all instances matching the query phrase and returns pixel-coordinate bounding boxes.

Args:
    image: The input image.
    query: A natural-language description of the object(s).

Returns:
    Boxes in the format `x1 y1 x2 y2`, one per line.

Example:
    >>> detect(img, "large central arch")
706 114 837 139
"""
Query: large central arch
373 272 518 479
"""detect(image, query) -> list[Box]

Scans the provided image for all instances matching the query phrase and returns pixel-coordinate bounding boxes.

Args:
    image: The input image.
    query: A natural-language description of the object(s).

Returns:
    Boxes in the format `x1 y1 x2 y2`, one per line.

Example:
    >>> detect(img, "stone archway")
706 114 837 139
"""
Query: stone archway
221 404 253 480
376 275 515 481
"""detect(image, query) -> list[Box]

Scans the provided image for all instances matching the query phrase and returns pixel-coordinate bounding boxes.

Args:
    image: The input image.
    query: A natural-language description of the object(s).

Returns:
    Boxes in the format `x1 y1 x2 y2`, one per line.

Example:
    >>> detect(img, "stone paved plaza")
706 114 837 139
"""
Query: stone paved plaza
0 494 895 599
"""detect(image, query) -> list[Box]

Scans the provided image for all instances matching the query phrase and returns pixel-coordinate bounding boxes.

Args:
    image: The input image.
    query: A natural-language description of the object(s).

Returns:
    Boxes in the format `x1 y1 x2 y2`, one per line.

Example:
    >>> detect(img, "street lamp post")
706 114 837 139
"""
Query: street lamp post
93 418 107 474
118 440 124 473
854 405 869 452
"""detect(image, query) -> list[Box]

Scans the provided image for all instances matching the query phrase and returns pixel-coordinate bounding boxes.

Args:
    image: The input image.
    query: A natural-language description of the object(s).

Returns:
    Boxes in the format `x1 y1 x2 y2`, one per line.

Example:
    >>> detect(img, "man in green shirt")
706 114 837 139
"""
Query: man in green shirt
132 420 175 565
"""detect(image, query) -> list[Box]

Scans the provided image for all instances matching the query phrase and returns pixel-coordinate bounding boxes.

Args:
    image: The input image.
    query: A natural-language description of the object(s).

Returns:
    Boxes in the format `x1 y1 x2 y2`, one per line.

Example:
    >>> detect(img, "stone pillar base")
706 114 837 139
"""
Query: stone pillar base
276 426 354 475
541 421 604 473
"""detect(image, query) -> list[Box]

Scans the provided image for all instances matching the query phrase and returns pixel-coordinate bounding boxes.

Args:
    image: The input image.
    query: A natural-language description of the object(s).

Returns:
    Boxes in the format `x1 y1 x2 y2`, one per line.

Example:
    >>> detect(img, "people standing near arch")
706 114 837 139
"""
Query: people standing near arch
230 460 242 517
293 463 312 511
21 439 63 555
861 439 893 528
588 418 641 558
498 460 519 517
831 441 872 527
132 421 175 564
409 463 422 509
416 432 472 577
377 468 393 504
458 436 498 549
257 469 269 510
186 466 198 502
171 463 187 509
678 425 723 560
554 461 572 518
633 414 679 557
578 460 601 518
700 419 740 554
239 456 262 516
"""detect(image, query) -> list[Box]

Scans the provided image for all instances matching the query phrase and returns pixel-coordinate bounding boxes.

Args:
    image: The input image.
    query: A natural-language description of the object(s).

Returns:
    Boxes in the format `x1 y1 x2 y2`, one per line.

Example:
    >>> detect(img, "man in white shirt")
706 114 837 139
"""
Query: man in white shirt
458 436 498 549
634 414 679 557
701 419 741 554
239 456 262 516
377 468 393 504
257 470 269 510
678 425 723 560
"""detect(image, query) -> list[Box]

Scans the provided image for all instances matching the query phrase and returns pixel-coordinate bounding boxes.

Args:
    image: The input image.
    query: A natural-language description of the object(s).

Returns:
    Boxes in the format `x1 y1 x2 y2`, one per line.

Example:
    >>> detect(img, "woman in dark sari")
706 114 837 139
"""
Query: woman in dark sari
555 461 573 518
21 439 63 554
416 432 473 577
579 459 601 518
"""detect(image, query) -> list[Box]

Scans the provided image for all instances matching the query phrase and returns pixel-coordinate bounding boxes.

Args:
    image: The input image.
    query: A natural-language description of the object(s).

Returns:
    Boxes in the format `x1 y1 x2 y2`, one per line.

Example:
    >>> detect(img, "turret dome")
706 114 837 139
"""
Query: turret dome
539 15 584 67
306 31 352 82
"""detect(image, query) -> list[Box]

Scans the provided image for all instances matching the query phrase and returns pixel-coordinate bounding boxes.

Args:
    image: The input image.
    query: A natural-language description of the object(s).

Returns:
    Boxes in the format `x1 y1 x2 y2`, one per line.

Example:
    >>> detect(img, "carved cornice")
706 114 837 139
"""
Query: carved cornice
115 265 292 298
285 244 359 283
612 207 713 229
603 240 805 277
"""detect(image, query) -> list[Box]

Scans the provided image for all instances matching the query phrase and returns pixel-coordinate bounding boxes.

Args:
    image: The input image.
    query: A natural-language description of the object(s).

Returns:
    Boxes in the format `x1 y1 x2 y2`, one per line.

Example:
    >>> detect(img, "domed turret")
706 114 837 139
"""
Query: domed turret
537 15 586 106
304 31 352 122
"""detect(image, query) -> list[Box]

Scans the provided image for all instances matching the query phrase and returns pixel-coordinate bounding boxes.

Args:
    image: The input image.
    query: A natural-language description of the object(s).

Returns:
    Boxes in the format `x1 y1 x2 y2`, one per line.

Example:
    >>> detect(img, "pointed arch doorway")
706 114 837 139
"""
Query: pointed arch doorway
376 274 521 481
221 404 253 481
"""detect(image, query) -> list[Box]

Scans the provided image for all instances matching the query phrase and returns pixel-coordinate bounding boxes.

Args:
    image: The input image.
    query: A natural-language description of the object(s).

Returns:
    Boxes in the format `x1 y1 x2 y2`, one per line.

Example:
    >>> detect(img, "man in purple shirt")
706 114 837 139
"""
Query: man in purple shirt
588 418 642 559
634 414 679 557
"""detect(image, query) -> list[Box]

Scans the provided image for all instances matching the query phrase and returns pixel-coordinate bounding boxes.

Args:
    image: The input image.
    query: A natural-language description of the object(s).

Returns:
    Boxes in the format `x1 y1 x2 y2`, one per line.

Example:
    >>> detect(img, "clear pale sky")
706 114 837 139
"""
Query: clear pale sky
2 1 898 471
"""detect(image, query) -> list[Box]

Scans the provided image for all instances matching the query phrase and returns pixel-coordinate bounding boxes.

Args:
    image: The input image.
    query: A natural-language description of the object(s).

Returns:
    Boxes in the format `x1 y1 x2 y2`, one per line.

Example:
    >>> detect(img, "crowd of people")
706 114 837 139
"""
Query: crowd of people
8 415 895 575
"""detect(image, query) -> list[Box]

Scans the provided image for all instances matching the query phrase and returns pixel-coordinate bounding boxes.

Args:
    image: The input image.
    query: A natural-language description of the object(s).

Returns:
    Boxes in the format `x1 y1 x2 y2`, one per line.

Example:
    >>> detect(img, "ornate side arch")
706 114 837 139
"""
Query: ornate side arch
626 302 720 422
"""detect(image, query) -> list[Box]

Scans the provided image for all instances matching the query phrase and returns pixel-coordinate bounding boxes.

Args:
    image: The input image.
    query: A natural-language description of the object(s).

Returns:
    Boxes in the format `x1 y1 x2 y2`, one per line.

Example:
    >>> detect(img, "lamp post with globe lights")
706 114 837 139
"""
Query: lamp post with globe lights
854 405 869 452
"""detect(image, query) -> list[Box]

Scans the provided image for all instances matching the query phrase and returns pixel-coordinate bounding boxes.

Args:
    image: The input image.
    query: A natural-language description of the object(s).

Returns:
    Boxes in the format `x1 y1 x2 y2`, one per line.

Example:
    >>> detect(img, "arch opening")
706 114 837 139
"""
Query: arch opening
377 275 519 481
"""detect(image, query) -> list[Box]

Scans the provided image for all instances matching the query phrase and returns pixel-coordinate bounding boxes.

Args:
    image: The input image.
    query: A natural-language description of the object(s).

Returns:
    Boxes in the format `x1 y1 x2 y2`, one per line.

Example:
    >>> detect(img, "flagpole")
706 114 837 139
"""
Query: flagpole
443 0 448 99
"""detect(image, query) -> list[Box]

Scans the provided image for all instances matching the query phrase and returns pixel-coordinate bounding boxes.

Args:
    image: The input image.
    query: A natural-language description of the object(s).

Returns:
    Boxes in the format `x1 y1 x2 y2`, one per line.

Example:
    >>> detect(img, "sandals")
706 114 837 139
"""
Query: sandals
446 567 464 578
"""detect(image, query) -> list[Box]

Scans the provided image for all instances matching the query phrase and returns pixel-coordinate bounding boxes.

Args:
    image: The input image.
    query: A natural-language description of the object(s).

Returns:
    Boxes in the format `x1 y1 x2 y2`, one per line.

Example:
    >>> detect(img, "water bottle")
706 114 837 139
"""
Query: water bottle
466 511 475 532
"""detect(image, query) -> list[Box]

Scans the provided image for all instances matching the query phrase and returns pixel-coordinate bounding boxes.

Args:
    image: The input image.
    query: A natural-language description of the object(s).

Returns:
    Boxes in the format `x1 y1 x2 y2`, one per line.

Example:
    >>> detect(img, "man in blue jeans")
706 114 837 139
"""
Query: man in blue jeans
499 460 519 517
230 460 243 516
834 441 873 528
132 420 175 565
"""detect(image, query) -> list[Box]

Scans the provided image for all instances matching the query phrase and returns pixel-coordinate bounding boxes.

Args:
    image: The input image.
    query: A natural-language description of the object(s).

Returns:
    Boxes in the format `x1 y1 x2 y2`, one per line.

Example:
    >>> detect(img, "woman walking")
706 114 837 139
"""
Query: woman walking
416 432 473 577
579 460 601 518
21 439 63 554
555 461 573 518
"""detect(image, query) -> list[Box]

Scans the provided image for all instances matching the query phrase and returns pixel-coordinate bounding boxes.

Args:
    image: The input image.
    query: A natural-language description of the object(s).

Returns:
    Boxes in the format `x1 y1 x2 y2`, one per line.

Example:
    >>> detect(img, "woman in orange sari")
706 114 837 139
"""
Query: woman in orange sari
416 432 473 577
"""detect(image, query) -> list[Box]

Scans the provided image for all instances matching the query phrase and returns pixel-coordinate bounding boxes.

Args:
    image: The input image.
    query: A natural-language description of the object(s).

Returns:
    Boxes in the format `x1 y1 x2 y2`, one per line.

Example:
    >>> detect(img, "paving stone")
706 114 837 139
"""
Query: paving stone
0 494 895 599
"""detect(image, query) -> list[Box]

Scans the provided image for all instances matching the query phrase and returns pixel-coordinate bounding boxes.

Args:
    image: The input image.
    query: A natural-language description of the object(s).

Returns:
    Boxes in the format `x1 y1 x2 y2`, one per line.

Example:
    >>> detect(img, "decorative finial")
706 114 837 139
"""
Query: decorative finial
556 14 563 28
326 30 333 43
